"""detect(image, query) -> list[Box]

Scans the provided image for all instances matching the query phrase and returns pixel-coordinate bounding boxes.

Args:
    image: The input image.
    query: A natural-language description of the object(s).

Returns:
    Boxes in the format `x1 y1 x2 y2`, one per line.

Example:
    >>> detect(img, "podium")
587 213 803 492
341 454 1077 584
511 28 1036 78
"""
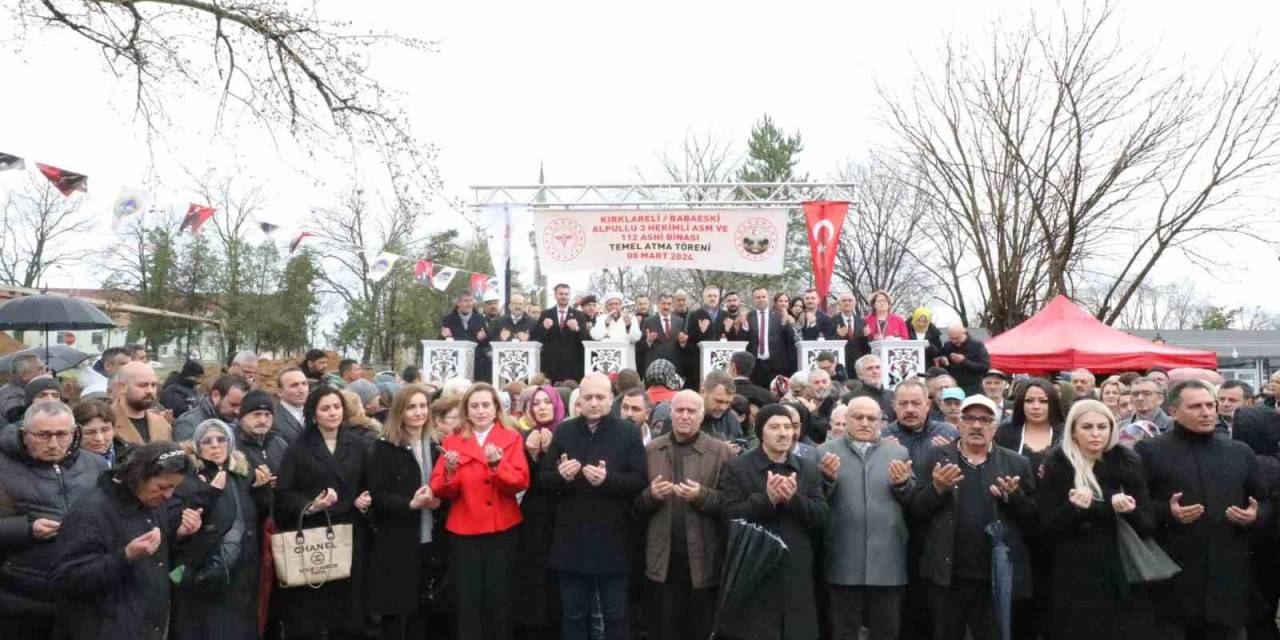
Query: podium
798 338 845 371
700 339 747 375
872 339 927 390
420 339 476 383
583 341 634 375
491 341 541 388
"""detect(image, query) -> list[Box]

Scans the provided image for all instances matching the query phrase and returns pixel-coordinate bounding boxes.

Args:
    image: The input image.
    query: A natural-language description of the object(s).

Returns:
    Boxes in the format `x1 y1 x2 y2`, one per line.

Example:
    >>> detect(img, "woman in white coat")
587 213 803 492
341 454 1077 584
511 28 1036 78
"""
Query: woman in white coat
589 292 641 343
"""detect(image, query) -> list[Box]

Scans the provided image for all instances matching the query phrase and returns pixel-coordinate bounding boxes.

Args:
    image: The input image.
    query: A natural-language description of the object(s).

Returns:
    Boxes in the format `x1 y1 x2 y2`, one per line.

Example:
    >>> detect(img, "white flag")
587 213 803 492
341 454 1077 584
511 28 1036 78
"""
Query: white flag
431 267 457 291
366 251 400 283
111 187 151 231
480 204 527 307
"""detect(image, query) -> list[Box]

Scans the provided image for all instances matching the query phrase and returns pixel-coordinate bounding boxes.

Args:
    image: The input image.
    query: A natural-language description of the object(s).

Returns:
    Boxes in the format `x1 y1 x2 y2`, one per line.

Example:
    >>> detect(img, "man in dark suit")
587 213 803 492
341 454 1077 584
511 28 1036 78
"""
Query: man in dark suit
637 293 687 374
799 288 838 340
681 286 737 389
538 373 647 639
491 292 536 341
728 351 773 408
440 290 493 383
530 283 591 384
744 287 795 388
831 291 872 367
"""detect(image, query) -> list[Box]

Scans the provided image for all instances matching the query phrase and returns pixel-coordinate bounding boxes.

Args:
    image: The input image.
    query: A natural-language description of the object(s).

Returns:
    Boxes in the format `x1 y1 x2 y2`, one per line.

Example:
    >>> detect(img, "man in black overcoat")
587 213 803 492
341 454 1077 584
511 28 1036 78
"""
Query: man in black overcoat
440 291 492 384
743 287 795 388
637 294 687 375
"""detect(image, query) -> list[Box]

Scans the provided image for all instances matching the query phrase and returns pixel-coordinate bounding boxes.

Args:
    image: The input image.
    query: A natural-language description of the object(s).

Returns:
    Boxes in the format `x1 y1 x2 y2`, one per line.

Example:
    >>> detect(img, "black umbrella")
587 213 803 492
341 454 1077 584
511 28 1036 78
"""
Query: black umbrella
710 519 789 639
986 518 1013 640
0 294 115 357
0 345 93 374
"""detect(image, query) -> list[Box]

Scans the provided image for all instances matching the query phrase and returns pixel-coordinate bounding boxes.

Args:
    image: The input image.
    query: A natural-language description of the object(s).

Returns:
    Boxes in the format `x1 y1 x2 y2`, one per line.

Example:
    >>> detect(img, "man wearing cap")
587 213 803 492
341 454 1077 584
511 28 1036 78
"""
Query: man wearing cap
440 290 492 384
909 394 1037 640
590 292 641 343
493 293 536 342
159 359 205 419
940 387 965 428
236 388 287 478
482 291 503 324
982 370 1010 418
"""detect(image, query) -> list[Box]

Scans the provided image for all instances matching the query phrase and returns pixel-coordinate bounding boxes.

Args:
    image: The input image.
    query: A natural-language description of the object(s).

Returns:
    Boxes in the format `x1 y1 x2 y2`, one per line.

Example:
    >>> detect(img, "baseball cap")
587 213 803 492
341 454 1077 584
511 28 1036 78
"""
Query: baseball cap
941 387 966 403
960 394 1000 416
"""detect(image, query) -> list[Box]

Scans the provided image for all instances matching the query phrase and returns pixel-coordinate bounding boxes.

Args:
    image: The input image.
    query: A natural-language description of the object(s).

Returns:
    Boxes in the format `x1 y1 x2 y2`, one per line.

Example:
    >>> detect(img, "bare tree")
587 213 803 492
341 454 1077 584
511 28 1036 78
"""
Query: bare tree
831 160 935 313
0 174 95 288
882 5 1280 332
12 0 441 200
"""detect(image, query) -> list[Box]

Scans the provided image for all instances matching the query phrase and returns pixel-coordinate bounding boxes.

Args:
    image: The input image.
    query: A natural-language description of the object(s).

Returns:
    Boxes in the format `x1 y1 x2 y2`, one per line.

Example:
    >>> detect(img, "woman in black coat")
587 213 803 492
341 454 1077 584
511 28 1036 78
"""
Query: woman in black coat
366 384 447 640
273 385 372 640
716 404 829 640
1038 399 1154 640
51 441 206 640
171 419 267 640
513 385 565 640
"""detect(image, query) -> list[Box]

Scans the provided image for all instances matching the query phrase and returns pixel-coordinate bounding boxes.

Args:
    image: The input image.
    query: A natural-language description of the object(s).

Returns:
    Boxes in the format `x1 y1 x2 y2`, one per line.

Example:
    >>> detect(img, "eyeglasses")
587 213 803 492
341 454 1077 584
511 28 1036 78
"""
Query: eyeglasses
959 414 996 426
23 429 73 442
199 435 229 445
1133 391 1159 397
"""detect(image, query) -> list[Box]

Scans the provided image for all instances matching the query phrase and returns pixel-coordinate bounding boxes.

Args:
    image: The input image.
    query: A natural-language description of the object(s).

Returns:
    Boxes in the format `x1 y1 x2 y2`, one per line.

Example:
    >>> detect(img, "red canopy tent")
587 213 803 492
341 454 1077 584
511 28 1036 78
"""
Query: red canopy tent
986 295 1219 374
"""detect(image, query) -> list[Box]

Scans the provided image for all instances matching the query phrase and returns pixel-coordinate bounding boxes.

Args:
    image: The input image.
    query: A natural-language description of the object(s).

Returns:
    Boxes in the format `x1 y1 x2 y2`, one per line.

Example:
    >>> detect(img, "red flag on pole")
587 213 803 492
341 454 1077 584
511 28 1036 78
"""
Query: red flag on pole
180 204 216 233
289 231 313 253
803 200 850 305
469 273 489 296
34 162 88 196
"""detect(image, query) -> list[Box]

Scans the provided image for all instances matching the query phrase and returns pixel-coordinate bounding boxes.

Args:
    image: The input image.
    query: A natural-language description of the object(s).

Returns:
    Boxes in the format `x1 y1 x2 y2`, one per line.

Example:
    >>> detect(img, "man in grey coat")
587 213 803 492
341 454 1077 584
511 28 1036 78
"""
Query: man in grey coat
819 396 914 640
171 374 249 442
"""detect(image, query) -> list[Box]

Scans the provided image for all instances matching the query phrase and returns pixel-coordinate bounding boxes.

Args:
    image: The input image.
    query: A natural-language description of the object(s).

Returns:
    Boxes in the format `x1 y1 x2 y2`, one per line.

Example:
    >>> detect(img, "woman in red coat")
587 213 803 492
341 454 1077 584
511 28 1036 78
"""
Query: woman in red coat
863 289 911 341
430 382 530 640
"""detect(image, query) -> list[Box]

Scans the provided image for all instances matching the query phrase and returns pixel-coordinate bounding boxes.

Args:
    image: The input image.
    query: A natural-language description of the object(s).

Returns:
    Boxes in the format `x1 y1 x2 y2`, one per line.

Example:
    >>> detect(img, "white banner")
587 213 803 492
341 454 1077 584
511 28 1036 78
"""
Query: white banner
535 208 787 274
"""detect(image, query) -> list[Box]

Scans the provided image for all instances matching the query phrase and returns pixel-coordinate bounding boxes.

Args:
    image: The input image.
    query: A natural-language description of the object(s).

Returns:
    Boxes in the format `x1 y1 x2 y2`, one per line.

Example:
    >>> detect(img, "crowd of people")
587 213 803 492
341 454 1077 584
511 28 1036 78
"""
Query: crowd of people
2 283 1280 640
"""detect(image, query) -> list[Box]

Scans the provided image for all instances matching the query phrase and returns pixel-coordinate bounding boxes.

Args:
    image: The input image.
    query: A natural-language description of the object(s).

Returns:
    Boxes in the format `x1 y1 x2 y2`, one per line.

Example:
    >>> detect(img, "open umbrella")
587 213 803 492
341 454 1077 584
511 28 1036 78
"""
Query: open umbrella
0 294 115 358
986 518 1013 640
0 345 93 374
711 519 789 639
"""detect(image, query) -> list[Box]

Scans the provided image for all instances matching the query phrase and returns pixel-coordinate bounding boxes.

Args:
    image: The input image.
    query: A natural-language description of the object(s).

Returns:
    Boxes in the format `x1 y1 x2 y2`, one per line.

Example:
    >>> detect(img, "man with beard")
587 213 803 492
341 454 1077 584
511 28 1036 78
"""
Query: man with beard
172 374 250 442
1138 380 1268 639
805 367 837 444
620 388 655 445
800 289 838 340
637 294 687 374
722 291 742 321
494 293 536 342
300 348 329 382
590 292 642 344
110 361 172 444
483 291 503 324
682 286 735 388
672 290 690 319
633 295 652 322
532 283 591 384
698 371 746 452
441 290 493 384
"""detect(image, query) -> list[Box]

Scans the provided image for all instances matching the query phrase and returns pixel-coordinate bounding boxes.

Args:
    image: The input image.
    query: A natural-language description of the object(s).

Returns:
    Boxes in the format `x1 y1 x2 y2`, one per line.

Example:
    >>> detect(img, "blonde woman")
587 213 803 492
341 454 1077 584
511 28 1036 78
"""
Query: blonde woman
1099 378 1127 420
1037 399 1155 640
366 384 445 640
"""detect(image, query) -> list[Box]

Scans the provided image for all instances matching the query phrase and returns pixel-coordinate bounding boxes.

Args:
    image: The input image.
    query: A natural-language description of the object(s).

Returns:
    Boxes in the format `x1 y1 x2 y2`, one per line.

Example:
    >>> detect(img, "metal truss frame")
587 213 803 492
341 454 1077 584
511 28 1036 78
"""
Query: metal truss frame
470 182 856 208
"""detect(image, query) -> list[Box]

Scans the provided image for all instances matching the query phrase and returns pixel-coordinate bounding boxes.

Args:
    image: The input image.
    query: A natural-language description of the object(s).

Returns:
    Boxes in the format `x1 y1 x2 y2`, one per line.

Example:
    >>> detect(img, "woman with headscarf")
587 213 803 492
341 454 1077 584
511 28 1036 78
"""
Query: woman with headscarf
863 290 911 341
715 403 829 640
1037 400 1154 640
645 359 684 405
514 385 567 640
366 383 446 640
1232 407 1280 640
908 306 944 364
274 384 372 640
171 419 268 640
52 441 205 640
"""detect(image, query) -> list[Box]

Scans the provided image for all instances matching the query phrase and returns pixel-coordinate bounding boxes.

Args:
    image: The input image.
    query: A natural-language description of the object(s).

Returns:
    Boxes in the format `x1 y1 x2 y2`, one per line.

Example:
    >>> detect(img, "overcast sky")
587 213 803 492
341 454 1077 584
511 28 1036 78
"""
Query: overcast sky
1 0 1276 326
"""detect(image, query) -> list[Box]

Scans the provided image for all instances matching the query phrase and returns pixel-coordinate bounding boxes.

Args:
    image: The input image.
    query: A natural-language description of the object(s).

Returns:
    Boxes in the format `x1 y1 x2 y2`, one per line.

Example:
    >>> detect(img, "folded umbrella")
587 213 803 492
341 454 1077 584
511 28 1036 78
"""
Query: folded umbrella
986 519 1013 640
711 519 788 639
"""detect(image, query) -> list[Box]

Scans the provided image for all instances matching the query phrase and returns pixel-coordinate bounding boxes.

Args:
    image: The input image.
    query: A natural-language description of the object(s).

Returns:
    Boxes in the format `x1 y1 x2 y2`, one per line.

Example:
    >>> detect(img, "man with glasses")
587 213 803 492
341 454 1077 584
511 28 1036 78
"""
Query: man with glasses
1120 377 1174 434
909 395 1037 640
1137 380 1267 640
0 401 107 637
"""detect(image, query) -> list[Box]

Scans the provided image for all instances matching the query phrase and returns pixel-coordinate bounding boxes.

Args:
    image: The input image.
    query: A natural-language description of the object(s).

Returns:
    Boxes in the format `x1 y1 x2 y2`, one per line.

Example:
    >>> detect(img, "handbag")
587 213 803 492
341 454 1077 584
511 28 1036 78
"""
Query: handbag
1115 516 1181 584
270 507 354 589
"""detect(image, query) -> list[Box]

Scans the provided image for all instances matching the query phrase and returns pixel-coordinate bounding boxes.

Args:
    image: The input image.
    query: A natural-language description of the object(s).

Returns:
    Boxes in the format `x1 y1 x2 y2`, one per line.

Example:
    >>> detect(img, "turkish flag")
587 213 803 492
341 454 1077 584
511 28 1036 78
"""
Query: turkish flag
180 204 216 233
35 162 88 196
803 200 850 305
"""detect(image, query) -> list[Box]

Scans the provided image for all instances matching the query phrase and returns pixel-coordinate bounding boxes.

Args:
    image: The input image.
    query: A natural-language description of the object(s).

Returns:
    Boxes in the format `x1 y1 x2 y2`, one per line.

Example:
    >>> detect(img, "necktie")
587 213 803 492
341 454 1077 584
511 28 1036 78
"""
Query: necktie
559 310 566 327
663 316 671 337
759 310 768 359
